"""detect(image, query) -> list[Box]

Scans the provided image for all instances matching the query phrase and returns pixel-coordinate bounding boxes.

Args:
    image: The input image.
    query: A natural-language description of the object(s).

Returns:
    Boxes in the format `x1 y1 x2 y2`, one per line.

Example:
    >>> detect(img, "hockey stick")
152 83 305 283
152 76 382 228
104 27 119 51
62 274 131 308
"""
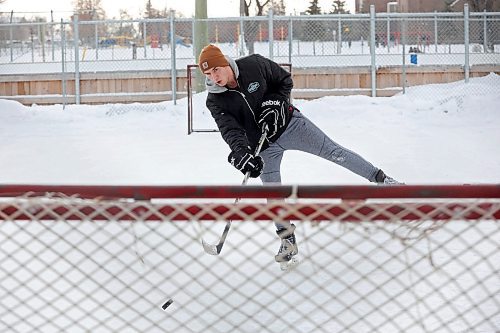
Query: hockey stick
202 127 269 255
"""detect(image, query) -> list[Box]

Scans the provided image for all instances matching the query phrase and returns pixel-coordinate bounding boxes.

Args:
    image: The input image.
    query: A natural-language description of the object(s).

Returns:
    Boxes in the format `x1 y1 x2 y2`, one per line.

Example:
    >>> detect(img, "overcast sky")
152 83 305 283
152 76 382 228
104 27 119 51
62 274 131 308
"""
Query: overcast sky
1 0 356 20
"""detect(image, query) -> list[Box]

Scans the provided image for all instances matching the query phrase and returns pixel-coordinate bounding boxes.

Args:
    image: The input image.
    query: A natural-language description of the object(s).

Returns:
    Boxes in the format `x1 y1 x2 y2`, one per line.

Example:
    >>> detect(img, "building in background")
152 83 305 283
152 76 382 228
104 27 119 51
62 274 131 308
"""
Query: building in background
355 0 500 13
356 0 392 13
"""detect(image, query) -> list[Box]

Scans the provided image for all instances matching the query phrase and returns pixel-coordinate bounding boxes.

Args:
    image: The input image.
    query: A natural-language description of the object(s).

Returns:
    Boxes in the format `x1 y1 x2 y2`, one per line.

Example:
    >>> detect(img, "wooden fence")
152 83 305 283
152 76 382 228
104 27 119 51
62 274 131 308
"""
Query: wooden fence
0 65 498 105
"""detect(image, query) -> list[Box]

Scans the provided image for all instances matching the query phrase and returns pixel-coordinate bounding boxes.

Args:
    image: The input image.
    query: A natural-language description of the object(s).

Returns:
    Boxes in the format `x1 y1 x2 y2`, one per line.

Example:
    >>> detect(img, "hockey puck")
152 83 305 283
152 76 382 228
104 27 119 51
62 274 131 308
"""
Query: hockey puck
161 299 173 310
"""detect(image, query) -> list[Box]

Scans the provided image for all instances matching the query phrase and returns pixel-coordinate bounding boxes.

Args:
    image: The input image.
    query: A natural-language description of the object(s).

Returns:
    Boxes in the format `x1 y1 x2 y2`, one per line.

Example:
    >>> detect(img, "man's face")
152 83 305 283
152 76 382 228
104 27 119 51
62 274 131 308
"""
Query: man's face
203 66 232 87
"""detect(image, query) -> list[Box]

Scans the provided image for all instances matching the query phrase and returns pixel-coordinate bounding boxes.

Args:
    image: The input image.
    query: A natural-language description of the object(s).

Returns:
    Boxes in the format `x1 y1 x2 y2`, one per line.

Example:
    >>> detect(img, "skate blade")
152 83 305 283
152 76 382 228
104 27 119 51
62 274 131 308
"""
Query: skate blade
279 256 300 271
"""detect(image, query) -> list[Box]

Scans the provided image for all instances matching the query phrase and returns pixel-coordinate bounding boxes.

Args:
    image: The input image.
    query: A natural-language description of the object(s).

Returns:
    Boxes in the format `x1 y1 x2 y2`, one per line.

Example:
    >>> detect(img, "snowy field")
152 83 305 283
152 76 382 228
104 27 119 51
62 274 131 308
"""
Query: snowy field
0 73 499 185
1 40 499 74
0 74 499 333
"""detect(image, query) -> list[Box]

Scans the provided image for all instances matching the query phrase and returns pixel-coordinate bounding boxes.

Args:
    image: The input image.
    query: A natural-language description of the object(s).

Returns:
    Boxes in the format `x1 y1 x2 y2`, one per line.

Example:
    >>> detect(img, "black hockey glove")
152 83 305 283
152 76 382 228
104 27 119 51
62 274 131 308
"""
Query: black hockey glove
228 147 264 178
258 94 289 141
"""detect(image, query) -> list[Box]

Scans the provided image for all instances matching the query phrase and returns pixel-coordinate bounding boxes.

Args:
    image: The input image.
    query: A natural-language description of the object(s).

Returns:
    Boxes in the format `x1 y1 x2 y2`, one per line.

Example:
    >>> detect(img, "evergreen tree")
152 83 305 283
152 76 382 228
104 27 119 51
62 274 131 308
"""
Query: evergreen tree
305 0 326 41
270 0 286 15
144 0 160 18
330 0 349 14
142 0 170 45
306 0 322 15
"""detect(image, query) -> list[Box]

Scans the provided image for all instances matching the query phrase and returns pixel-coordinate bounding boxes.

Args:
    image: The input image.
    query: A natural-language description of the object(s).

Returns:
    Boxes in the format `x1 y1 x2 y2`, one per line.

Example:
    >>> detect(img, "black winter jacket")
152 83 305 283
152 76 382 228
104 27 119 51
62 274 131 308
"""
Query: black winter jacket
205 54 294 153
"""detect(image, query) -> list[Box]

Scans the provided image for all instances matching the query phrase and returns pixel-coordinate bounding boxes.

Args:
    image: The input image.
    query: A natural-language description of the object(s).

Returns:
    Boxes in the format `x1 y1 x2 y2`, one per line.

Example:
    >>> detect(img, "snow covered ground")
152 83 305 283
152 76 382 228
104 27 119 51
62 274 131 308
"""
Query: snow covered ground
0 74 499 333
1 73 499 185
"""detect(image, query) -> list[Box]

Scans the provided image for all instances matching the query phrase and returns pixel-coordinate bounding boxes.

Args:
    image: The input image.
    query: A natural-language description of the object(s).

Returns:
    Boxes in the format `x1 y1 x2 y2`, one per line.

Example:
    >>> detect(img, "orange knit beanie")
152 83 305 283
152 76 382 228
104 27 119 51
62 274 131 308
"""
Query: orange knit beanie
198 44 229 72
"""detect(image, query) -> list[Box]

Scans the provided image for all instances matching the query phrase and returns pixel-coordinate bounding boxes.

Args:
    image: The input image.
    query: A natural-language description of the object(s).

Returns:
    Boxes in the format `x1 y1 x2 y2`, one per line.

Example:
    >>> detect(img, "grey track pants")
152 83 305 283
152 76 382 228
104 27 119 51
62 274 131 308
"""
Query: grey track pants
259 110 380 185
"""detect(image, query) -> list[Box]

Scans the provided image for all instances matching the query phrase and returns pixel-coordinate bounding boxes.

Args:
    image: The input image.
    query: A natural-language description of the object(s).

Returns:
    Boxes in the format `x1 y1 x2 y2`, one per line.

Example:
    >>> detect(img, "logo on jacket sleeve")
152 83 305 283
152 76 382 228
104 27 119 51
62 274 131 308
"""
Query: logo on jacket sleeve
247 82 260 93
261 99 281 107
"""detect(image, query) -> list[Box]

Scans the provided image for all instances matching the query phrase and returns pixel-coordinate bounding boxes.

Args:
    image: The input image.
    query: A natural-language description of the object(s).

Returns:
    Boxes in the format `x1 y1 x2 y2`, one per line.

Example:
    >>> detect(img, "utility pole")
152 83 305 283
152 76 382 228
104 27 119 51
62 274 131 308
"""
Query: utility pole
240 0 245 16
239 0 246 55
194 0 208 91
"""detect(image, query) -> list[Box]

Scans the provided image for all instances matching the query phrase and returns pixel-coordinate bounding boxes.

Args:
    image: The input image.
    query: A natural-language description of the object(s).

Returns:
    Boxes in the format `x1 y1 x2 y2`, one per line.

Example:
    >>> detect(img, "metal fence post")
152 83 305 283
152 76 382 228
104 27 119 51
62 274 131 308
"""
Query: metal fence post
143 21 147 59
73 14 80 105
483 10 488 53
9 11 13 62
31 26 35 63
387 14 391 53
51 11 55 61
464 4 470 83
191 18 196 58
369 5 377 97
402 13 407 95
434 11 438 53
288 16 293 64
95 22 99 60
239 16 245 56
268 9 274 60
170 11 177 105
61 19 67 110
337 16 342 54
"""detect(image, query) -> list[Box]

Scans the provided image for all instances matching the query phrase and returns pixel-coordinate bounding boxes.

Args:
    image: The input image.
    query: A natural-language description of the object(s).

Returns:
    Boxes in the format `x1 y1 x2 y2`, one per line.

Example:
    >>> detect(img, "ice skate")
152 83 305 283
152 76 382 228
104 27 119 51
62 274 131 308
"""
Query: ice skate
375 169 404 185
275 224 299 271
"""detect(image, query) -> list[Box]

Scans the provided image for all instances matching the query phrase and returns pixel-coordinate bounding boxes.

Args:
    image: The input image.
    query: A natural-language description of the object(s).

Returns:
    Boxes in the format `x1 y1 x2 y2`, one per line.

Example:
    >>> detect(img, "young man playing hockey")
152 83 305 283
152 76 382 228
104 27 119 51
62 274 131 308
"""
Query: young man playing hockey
199 44 401 269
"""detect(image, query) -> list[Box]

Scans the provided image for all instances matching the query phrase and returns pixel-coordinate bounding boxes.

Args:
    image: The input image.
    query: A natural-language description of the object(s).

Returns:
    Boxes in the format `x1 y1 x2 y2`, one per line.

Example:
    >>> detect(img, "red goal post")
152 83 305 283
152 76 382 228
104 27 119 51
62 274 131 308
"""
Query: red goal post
1 184 499 333
2 184 500 222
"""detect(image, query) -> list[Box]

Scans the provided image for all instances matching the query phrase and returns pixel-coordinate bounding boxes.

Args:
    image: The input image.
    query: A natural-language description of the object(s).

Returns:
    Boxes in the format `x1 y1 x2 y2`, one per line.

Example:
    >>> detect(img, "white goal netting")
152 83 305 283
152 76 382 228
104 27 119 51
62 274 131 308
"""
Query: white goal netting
1 185 499 333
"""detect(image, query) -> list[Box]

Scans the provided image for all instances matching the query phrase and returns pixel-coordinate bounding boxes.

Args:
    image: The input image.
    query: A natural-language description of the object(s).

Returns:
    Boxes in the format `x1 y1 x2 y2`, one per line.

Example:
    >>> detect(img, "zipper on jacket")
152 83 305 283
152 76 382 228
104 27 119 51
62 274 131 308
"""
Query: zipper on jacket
228 89 258 125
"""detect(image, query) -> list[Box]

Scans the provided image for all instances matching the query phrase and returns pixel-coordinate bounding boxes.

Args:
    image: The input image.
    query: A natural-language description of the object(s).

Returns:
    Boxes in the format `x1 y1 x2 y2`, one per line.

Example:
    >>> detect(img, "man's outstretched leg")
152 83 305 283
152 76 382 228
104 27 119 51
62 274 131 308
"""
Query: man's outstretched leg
274 111 402 184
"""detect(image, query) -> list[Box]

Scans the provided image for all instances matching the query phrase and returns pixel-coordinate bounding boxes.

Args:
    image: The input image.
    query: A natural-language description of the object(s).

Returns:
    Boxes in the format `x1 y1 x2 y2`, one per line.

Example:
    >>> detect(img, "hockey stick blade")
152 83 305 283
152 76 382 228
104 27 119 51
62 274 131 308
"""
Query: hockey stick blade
201 239 222 256
201 239 222 255
200 128 268 256
201 221 231 255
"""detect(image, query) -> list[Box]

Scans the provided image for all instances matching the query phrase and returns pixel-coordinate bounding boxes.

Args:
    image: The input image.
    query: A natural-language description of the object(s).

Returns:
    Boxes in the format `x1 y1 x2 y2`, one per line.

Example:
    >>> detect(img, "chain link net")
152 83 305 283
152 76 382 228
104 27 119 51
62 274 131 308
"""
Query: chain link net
1 191 499 333
1 11 498 106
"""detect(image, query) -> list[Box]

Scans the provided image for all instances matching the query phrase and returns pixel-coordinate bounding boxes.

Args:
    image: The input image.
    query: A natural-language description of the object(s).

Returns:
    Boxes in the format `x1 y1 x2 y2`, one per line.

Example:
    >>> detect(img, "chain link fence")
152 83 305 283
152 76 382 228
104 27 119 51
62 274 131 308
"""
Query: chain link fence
0 7 499 106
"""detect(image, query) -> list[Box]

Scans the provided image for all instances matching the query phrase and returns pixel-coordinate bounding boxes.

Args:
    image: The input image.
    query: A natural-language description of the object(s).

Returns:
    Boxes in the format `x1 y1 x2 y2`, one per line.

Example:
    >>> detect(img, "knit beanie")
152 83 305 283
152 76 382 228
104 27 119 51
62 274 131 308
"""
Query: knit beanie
198 44 229 72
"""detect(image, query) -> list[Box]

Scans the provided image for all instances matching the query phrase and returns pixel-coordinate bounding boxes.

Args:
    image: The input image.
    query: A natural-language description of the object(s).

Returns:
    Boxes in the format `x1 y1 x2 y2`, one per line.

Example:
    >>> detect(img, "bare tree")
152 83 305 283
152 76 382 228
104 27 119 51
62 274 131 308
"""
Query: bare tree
466 0 496 12
242 0 271 54
73 0 106 19
255 0 271 15
72 0 107 46
242 0 271 16
113 9 136 39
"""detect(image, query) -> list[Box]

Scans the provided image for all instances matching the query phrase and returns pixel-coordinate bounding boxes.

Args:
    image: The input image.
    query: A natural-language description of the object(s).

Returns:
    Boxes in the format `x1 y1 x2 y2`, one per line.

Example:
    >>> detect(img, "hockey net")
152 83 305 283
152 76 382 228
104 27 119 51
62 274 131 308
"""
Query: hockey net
1 184 499 333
